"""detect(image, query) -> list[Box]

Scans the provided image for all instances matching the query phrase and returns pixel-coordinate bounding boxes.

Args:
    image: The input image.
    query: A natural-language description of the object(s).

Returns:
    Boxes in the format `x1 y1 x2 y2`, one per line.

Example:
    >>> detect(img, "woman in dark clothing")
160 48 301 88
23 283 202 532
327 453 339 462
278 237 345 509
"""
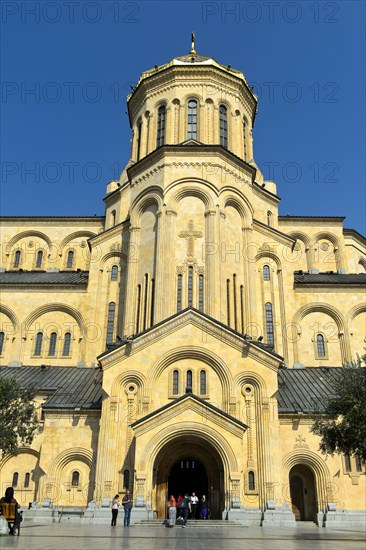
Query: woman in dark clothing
0 487 20 535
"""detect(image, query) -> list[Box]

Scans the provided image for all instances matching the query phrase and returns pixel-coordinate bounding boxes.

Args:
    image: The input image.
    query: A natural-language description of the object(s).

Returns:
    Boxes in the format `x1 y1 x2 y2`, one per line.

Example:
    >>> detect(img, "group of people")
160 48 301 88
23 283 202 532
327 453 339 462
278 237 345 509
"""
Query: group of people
168 492 209 527
110 491 132 528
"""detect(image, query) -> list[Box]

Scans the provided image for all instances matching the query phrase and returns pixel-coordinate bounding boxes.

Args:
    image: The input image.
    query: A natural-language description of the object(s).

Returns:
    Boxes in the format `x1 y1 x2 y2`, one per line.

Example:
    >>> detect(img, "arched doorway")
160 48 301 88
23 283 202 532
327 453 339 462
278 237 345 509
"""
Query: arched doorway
289 465 317 521
153 436 225 519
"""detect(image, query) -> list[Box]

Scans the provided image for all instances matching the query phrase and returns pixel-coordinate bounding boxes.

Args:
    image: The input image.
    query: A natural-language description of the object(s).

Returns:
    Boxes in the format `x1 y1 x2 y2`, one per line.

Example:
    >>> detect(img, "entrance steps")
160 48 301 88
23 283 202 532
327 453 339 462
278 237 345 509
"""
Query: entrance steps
135 519 246 528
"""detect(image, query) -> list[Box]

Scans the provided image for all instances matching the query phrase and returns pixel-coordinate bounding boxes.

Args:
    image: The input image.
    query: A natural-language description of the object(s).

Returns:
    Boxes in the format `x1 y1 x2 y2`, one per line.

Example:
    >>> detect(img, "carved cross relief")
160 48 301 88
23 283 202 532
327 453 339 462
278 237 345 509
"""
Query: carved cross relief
178 219 203 261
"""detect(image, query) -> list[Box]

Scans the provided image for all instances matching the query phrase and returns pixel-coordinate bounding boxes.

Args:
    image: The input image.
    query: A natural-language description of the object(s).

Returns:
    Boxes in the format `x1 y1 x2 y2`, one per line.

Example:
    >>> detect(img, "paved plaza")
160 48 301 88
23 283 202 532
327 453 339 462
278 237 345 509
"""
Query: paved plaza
0 523 365 550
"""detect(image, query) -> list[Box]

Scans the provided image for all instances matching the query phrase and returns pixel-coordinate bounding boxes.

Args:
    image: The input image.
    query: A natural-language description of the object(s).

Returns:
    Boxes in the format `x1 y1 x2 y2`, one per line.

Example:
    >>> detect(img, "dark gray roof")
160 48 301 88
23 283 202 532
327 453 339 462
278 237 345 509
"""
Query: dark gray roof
277 367 342 413
0 366 102 409
0 271 89 285
294 272 366 286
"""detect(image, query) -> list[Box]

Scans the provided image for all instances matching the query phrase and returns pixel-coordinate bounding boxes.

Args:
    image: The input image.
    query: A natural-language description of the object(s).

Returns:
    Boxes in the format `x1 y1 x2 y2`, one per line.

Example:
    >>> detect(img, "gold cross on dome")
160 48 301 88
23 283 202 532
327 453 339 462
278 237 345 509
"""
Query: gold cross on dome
179 219 203 261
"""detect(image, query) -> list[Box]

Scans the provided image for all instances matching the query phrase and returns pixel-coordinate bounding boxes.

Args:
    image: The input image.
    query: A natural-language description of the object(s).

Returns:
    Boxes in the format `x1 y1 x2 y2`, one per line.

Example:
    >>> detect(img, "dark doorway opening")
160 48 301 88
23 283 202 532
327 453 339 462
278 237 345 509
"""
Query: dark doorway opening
289 465 317 522
168 458 208 501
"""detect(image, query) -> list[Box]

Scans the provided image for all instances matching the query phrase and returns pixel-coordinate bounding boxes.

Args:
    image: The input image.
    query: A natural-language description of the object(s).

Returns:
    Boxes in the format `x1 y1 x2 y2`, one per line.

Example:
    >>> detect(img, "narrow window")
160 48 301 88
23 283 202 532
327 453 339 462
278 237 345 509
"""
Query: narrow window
187 99 197 139
186 370 192 391
355 455 362 472
226 279 231 326
173 370 179 395
12 472 19 488
67 250 74 268
243 120 247 160
316 334 326 357
200 370 207 394
150 278 155 327
36 250 43 268
48 332 57 356
177 274 182 312
267 211 272 227
240 285 244 334
13 250 21 268
24 472 30 488
111 265 118 281
106 302 116 344
219 105 228 148
111 210 116 227
248 471 255 491
344 454 351 472
62 332 71 356
123 469 130 490
143 274 148 331
233 274 237 331
0 332 4 355
156 105 166 147
188 266 193 307
265 303 274 346
71 471 79 487
136 285 141 333
263 265 270 281
136 119 142 161
198 274 204 312
34 332 43 356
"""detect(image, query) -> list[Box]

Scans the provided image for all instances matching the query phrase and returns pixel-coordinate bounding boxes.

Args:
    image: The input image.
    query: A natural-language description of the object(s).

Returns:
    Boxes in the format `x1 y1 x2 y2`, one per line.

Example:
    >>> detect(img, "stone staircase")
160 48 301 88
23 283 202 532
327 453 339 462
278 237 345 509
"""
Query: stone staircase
135 519 247 528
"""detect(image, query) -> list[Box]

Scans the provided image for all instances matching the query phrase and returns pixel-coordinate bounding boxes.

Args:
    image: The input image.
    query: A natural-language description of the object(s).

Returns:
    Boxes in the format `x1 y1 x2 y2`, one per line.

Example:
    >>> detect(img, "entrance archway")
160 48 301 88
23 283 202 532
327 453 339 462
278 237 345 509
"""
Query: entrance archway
153 436 225 519
289 464 317 521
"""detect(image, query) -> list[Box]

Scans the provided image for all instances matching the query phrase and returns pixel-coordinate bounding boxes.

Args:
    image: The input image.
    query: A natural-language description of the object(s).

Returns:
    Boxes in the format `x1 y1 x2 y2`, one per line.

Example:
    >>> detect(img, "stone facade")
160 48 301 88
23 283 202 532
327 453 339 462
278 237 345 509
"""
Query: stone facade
0 43 365 527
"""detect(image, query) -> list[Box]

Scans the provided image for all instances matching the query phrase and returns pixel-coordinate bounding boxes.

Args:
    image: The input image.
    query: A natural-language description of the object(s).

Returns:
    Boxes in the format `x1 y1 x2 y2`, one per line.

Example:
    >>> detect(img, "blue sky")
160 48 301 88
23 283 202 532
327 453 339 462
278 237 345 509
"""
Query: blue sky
1 1 365 234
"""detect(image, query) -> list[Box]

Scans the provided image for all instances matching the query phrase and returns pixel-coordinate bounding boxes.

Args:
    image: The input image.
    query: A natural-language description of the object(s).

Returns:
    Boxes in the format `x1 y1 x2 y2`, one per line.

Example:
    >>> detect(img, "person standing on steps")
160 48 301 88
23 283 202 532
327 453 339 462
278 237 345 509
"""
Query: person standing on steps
111 494 120 528
181 493 191 528
190 492 198 519
167 495 176 527
122 490 133 527
200 495 208 520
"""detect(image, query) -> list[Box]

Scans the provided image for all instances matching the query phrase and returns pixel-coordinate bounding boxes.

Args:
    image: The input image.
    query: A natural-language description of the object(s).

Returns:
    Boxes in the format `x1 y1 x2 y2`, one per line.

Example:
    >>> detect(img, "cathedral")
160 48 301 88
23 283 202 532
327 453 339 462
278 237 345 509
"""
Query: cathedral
0 39 365 527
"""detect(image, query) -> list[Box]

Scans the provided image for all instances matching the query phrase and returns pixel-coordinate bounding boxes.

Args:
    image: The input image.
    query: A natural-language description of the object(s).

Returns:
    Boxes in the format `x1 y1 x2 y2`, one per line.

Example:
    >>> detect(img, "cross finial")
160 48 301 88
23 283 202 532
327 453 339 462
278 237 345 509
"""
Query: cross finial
190 31 196 53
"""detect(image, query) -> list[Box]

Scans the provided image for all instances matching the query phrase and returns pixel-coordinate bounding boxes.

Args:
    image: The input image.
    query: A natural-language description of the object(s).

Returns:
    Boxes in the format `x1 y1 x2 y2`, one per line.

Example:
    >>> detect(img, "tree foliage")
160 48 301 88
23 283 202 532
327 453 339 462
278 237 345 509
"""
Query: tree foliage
0 376 40 457
311 355 366 461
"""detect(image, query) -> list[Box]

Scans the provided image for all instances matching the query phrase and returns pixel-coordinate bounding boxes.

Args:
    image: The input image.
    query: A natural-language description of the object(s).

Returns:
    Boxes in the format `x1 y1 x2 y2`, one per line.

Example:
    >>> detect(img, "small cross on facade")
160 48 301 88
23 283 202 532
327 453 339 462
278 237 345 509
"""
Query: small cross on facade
178 219 203 261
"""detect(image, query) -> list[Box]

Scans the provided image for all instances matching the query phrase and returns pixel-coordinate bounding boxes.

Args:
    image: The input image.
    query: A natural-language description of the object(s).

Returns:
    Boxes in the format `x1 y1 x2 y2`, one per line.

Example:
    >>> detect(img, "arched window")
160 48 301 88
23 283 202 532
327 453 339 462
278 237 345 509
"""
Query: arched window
156 105 166 147
123 469 130 490
219 105 228 148
198 274 204 312
24 472 30 488
0 331 4 355
106 302 116 344
36 250 43 268
12 472 19 488
48 332 57 356
111 265 118 281
243 119 247 160
62 332 71 356
187 99 198 139
316 334 326 357
263 265 270 281
173 370 179 395
13 250 21 268
34 332 43 356
200 370 206 394
265 303 274 346
267 211 273 227
177 274 182 312
186 370 192 391
71 471 79 487
344 454 351 472
355 455 362 472
248 471 255 491
136 119 142 161
111 209 116 227
188 266 193 307
66 250 74 268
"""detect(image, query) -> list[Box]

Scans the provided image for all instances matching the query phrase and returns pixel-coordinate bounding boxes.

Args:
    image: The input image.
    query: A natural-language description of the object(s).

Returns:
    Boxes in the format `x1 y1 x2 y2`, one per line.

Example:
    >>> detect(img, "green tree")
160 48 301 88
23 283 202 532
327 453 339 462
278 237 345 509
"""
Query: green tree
0 376 40 457
311 355 366 461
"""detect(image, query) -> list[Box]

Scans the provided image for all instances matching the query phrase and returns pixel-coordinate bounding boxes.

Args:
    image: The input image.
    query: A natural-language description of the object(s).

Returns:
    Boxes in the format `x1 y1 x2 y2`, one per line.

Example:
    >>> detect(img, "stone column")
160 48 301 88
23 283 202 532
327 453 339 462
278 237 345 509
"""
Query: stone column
123 226 140 337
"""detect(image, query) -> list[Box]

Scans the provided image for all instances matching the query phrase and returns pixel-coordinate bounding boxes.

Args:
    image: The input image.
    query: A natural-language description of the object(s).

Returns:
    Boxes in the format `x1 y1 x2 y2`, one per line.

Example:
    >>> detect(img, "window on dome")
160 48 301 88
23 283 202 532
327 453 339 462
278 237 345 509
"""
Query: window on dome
219 105 228 148
157 105 166 147
187 99 198 140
